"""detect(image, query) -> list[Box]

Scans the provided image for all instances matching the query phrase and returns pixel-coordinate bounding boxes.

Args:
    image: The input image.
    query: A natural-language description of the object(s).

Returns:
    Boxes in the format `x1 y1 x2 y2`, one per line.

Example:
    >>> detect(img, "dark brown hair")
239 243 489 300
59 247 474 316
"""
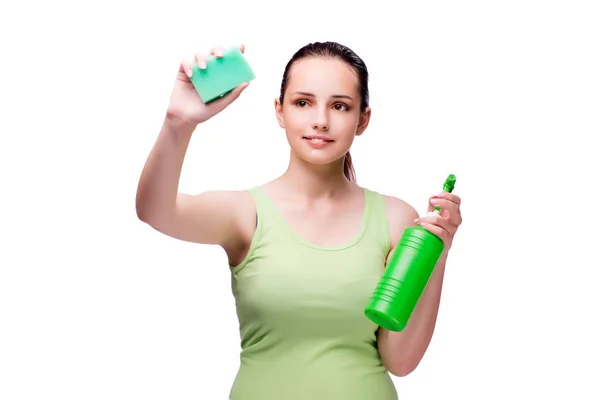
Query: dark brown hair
278 41 370 183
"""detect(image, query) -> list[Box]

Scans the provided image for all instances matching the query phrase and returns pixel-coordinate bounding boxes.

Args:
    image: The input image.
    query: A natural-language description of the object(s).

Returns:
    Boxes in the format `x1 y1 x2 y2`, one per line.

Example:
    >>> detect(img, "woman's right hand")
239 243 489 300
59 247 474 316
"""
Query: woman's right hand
165 44 250 126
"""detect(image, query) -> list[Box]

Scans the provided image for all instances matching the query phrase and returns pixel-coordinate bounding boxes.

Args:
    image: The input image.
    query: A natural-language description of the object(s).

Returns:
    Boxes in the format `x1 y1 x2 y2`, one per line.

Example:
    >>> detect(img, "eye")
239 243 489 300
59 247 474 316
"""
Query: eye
295 100 309 107
333 103 349 111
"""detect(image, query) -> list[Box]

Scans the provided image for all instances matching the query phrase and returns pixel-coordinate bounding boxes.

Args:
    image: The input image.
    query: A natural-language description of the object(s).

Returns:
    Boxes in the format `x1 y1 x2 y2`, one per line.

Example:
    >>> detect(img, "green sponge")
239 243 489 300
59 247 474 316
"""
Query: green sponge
189 46 256 104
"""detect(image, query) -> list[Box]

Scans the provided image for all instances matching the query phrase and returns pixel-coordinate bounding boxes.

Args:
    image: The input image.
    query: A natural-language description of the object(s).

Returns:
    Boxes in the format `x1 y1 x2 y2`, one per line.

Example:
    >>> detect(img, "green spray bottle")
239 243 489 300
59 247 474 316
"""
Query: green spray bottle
364 174 456 332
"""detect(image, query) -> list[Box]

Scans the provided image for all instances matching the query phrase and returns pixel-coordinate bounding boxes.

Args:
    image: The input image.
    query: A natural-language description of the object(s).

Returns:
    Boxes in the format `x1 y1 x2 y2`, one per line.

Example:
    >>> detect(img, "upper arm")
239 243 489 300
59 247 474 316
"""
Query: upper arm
382 194 419 263
145 190 254 248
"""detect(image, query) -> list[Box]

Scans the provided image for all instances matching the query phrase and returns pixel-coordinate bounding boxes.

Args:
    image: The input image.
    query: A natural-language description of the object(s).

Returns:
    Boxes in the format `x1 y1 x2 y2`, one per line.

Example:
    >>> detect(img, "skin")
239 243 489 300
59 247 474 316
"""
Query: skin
136 44 463 378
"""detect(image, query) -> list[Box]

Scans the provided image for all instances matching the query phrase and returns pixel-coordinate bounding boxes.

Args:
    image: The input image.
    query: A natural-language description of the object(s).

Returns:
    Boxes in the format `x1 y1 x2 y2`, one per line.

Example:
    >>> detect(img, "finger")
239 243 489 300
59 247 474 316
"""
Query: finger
430 197 460 214
239 43 245 53
439 208 462 226
206 82 250 110
434 192 461 207
179 59 194 79
416 213 457 234
430 196 462 226
419 222 452 243
195 52 208 69
210 46 224 58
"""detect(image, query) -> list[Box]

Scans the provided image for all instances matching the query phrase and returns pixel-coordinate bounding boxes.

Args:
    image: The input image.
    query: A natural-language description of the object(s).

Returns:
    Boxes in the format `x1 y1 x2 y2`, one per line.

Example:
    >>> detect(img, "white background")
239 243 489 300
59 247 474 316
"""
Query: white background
1 0 599 399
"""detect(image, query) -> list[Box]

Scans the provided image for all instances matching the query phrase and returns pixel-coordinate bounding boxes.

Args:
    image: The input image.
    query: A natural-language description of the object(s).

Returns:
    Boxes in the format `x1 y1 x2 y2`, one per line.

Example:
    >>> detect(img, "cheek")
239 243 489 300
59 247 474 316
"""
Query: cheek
281 112 312 137
282 109 308 126
333 114 361 137
336 113 359 127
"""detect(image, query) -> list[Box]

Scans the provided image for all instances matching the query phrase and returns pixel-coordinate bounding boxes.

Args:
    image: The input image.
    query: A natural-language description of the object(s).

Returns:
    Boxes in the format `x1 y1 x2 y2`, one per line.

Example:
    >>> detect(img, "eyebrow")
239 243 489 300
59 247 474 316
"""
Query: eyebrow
292 91 354 101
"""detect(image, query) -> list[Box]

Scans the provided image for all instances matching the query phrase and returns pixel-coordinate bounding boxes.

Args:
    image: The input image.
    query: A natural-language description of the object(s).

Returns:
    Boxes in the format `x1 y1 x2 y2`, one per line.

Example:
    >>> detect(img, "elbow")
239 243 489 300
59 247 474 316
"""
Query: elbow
386 359 421 377
136 206 161 228
389 365 416 378
135 187 149 222
135 189 159 225
135 197 150 223
135 198 172 233
135 195 158 226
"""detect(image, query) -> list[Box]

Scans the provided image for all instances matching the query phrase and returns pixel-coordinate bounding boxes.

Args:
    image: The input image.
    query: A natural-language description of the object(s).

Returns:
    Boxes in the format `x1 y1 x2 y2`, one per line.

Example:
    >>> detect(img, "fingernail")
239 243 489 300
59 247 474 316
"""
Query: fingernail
186 69 193 77
430 198 439 204
199 61 207 69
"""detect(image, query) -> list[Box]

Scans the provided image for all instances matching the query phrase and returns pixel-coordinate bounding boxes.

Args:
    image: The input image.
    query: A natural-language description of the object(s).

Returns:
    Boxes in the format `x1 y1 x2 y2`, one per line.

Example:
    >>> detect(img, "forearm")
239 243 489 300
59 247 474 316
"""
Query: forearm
135 116 196 223
378 250 449 376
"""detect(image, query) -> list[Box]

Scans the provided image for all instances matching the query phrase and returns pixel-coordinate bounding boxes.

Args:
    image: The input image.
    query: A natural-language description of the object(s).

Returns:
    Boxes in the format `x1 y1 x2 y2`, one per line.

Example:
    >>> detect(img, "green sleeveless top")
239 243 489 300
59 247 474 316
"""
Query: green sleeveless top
228 186 398 400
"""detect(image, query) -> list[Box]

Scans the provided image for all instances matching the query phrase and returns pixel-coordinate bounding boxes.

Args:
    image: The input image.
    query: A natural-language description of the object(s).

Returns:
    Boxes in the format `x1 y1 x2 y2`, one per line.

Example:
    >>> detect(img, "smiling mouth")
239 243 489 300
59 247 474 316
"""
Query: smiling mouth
303 137 334 144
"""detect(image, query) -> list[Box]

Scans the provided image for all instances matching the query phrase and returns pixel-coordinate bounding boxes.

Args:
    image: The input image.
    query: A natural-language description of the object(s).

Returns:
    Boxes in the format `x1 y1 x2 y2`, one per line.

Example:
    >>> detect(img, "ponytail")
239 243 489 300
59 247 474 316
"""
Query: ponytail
343 152 356 183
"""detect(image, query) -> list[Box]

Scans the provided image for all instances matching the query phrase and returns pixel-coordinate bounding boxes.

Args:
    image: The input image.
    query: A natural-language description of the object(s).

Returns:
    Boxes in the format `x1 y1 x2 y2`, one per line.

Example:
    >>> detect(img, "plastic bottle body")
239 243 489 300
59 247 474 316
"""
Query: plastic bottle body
364 225 445 332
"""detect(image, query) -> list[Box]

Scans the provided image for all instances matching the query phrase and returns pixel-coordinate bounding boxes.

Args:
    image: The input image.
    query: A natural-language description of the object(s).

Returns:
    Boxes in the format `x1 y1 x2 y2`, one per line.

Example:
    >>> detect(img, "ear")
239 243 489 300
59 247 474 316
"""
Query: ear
355 107 371 137
274 97 285 128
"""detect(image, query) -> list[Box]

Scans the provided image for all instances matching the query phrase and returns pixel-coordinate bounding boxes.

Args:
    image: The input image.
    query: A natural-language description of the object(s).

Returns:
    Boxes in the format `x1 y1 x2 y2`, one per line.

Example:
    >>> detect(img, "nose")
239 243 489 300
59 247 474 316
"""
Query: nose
312 107 329 131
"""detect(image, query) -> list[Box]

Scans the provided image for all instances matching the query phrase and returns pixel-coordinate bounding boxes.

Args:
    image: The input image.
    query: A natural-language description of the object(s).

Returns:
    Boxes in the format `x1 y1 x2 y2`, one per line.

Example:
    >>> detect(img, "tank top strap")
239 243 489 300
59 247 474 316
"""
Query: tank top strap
246 186 281 229
230 186 277 273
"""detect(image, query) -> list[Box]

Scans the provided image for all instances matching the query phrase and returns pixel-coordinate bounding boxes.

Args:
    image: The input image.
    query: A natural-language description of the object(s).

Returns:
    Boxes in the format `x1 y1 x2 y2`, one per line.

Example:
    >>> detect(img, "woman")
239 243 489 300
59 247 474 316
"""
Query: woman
136 41 463 400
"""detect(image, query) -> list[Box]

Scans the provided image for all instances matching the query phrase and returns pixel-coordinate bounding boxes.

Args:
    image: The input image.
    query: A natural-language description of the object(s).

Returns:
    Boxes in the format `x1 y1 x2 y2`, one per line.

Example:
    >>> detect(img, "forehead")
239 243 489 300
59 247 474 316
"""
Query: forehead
286 57 358 95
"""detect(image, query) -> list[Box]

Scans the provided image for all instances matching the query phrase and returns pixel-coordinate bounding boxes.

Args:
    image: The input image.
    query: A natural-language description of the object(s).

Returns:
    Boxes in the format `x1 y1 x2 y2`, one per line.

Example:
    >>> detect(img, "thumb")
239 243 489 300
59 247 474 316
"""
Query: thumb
207 82 250 110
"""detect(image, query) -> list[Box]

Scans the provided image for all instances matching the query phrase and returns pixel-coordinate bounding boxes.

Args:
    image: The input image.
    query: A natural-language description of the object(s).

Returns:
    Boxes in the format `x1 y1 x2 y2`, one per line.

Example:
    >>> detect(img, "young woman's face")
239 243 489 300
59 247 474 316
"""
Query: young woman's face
275 57 370 167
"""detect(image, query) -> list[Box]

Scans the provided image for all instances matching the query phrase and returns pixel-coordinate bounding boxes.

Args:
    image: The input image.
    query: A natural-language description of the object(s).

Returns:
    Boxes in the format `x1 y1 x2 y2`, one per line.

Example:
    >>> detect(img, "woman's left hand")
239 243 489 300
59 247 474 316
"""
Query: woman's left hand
415 192 463 249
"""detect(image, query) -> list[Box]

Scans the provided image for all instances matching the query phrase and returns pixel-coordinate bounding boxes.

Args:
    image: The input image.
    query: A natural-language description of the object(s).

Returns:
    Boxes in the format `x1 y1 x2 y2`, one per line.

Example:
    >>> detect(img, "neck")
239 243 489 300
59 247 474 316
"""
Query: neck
279 151 354 200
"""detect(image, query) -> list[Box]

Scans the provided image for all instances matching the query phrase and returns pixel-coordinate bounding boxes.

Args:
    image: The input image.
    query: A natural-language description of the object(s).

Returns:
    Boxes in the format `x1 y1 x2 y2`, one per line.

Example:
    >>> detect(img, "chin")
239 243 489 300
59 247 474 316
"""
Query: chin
295 143 347 165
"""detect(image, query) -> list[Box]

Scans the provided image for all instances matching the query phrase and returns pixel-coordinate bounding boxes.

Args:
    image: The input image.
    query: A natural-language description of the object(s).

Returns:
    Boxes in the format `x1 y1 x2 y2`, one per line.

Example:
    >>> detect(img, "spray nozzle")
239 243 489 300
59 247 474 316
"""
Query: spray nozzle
443 174 456 193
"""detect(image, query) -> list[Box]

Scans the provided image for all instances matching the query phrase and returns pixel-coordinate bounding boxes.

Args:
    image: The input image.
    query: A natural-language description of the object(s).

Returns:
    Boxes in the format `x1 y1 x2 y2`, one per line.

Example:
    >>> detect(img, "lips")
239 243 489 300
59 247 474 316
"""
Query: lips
302 136 334 144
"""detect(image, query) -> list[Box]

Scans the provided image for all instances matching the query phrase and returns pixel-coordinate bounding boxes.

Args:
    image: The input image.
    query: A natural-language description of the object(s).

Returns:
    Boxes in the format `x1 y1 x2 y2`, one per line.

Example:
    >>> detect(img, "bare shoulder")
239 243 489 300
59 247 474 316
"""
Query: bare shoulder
185 188 257 266
207 189 257 243
206 188 256 222
381 194 419 245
